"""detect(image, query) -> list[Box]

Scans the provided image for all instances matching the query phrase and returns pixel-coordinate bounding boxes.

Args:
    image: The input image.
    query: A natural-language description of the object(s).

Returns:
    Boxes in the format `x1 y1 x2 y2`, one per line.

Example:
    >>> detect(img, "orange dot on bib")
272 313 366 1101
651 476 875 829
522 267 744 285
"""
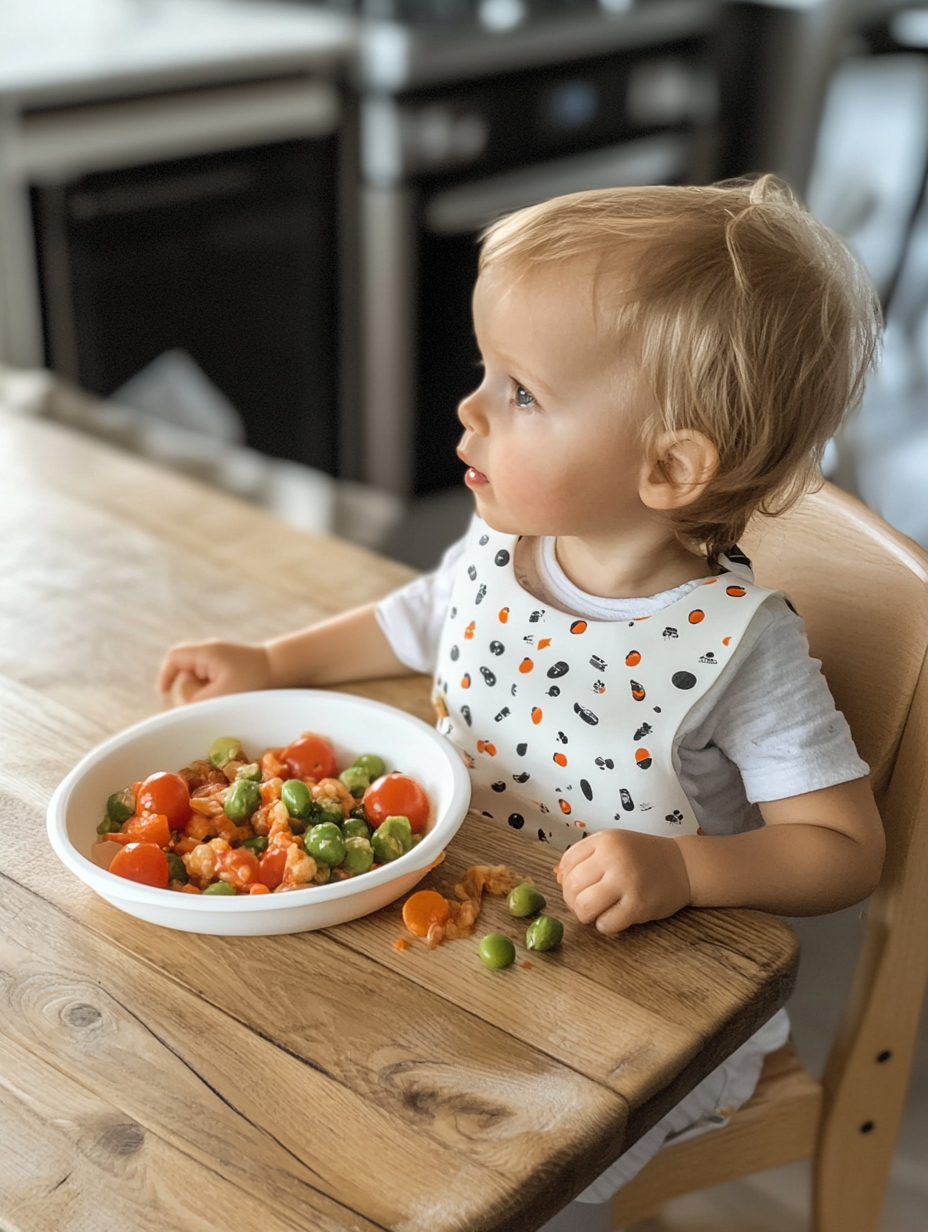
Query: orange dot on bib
635 748 652 769
531 707 543 725
726 585 746 598
553 752 567 767
625 650 641 667
722 636 732 646
461 673 471 688
538 637 551 649
464 621 476 639
519 657 534 673
688 609 705 624
498 607 509 623
569 620 587 634
559 799 572 814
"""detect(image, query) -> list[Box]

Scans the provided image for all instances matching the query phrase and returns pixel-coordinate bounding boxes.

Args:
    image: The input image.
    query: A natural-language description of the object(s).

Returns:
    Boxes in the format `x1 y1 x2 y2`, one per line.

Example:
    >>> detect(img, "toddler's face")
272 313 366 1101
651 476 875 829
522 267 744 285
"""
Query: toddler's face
457 263 650 538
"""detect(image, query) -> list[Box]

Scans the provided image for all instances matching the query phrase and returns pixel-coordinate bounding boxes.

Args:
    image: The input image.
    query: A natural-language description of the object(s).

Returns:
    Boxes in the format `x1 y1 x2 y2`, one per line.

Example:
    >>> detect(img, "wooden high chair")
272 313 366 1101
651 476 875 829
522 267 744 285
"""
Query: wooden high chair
611 482 928 1232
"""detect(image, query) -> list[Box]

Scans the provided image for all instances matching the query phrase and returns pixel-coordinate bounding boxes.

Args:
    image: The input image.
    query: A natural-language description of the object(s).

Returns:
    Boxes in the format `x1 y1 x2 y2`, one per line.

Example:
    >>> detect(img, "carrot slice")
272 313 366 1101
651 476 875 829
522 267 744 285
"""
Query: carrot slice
402 889 451 938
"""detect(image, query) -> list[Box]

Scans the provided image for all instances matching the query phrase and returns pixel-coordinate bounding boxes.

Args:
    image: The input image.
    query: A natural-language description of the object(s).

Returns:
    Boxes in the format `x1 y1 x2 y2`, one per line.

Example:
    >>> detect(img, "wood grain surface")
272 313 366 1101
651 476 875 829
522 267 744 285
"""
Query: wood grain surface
0 411 799 1232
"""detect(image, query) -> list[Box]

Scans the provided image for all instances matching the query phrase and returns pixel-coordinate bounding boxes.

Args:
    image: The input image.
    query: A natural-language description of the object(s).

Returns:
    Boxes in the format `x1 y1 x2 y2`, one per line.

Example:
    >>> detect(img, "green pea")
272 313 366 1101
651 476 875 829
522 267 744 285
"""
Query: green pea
224 778 261 822
203 880 236 896
342 815 371 841
209 736 242 768
106 788 136 826
342 836 374 875
478 934 516 969
338 766 370 798
507 882 546 918
235 762 262 782
166 852 188 884
281 779 312 819
352 753 385 779
96 814 122 837
240 835 269 855
312 862 331 884
525 915 564 952
304 822 346 868
370 816 413 864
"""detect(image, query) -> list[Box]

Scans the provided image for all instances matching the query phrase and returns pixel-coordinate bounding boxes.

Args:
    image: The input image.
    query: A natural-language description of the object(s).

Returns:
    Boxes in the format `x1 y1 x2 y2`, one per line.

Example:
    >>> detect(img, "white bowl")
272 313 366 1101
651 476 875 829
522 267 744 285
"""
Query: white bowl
47 690 471 935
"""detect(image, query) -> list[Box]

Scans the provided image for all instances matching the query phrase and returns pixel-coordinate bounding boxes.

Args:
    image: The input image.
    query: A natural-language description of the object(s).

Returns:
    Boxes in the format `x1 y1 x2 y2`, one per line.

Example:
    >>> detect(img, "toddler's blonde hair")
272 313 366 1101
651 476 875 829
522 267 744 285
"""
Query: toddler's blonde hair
479 177 881 562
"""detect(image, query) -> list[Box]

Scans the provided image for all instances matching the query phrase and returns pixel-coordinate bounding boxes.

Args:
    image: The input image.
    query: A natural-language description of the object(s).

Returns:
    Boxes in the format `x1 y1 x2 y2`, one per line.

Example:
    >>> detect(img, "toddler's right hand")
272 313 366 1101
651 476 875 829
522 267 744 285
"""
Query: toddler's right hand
158 639 272 706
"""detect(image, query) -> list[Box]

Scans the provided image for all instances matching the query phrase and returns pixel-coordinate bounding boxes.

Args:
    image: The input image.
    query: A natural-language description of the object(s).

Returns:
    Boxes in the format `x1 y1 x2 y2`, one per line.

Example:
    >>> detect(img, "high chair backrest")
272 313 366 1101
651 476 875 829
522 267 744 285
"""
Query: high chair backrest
742 481 928 1227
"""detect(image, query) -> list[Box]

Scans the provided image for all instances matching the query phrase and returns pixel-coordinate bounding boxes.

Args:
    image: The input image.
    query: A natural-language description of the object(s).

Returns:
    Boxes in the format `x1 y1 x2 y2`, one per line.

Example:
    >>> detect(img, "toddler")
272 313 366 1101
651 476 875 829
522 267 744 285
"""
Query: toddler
160 177 886 1230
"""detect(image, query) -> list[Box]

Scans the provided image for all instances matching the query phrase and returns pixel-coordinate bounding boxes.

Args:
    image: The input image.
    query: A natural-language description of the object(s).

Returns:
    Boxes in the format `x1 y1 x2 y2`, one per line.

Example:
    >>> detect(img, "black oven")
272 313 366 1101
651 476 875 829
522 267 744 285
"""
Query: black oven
28 82 342 476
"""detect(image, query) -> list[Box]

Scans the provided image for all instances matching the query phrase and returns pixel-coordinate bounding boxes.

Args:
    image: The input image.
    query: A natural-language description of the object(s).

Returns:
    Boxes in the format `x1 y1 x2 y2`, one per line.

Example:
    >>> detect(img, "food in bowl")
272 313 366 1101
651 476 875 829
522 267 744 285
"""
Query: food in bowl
95 730 433 896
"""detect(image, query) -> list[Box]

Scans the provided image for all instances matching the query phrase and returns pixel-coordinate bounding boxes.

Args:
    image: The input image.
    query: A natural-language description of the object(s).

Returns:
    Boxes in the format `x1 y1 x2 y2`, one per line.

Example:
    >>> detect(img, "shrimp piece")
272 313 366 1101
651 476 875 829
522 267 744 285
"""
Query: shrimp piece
189 796 224 818
260 777 283 805
425 922 444 950
261 749 286 780
183 841 219 884
312 777 353 817
455 864 515 901
178 760 216 793
185 813 213 842
266 800 293 844
278 843 317 888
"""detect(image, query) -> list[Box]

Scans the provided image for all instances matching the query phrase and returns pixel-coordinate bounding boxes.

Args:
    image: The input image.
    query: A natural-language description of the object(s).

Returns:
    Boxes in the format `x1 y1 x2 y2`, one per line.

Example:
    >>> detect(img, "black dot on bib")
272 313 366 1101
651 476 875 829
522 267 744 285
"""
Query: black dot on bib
467 565 477 580
491 781 506 792
479 534 489 545
494 549 510 566
580 779 593 801
489 640 505 655
516 743 528 756
508 813 524 829
672 671 698 690
450 645 460 661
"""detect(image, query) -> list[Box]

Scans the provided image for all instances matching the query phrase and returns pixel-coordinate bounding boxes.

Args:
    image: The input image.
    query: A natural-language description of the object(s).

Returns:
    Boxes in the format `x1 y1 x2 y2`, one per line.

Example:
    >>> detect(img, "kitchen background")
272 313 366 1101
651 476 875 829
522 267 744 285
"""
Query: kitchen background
1 1 926 1228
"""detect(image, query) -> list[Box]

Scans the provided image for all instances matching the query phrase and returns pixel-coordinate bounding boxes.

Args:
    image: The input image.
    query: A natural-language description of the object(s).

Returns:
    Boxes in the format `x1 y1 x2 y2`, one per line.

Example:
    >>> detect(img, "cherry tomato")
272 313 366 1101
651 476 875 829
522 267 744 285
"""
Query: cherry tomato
362 773 430 834
279 733 337 782
124 812 172 848
108 842 169 888
215 846 260 890
257 846 288 890
137 772 191 828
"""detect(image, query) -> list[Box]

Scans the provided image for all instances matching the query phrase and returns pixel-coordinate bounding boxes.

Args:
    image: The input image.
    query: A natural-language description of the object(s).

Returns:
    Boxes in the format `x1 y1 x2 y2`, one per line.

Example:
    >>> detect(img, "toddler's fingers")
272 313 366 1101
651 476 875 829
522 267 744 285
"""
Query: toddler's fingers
170 670 203 707
158 646 202 694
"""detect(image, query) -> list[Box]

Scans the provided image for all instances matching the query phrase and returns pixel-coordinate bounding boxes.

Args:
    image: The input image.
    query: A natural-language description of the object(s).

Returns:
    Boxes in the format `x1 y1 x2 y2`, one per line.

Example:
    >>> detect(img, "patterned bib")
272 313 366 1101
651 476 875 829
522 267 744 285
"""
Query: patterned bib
433 517 779 850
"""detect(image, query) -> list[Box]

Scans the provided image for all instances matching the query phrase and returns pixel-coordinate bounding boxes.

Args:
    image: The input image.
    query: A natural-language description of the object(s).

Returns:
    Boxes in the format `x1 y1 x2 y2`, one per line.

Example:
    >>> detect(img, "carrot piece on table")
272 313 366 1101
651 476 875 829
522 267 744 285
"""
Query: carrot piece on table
402 889 451 938
393 938 408 951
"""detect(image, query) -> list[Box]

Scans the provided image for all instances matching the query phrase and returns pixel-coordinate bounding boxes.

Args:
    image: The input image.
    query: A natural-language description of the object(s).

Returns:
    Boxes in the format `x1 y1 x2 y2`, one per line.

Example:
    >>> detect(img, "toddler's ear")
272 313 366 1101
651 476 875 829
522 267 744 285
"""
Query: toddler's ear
639 430 718 511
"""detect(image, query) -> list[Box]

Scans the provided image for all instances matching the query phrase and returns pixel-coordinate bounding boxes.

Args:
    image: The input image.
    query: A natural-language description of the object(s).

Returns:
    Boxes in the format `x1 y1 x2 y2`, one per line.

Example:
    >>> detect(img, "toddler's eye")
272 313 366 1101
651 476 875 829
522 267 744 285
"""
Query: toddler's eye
514 383 536 408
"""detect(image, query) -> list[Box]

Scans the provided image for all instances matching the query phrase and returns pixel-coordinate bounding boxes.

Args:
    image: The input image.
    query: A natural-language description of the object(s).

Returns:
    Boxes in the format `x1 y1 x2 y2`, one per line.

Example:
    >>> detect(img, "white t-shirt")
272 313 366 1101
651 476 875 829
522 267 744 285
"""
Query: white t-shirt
376 534 869 834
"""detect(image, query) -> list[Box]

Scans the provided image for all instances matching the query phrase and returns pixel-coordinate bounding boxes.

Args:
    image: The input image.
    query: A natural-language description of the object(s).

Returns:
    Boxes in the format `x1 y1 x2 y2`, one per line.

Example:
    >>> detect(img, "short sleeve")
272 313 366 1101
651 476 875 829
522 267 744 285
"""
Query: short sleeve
702 600 870 803
373 535 466 675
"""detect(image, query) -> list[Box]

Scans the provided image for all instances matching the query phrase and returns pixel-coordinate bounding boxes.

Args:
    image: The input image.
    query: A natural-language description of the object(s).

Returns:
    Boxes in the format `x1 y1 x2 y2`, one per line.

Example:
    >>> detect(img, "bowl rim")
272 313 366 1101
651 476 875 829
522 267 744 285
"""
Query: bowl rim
46 689 471 913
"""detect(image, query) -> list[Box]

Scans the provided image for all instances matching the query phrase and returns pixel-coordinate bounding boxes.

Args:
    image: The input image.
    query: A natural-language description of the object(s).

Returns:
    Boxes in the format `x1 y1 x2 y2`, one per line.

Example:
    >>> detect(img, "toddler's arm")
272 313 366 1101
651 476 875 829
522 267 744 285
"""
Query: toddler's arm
558 776 884 934
158 603 413 705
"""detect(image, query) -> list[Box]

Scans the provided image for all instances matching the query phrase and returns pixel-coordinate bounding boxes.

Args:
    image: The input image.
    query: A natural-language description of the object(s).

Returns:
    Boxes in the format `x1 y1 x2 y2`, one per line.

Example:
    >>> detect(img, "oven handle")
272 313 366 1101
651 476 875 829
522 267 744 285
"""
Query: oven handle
423 131 691 235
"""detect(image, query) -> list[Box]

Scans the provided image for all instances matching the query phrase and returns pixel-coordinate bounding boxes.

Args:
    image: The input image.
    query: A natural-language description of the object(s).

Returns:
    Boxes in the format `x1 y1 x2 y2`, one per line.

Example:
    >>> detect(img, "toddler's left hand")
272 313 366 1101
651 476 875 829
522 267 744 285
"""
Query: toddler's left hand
557 829 691 935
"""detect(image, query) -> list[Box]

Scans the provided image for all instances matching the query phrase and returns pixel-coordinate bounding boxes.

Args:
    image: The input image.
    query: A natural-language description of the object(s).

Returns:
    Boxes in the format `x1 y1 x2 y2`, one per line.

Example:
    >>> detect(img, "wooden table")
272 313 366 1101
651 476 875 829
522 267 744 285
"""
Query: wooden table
0 409 799 1232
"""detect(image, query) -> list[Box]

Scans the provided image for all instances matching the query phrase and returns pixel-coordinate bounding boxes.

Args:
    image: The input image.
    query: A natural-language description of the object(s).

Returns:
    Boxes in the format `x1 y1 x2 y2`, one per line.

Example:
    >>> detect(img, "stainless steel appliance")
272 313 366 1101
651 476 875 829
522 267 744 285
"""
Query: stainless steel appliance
352 2 732 494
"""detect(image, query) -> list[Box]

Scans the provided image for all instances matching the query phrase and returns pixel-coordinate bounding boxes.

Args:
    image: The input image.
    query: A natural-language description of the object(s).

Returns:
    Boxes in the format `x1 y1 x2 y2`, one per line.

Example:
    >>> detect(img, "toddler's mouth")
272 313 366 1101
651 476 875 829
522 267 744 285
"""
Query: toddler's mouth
464 466 488 487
